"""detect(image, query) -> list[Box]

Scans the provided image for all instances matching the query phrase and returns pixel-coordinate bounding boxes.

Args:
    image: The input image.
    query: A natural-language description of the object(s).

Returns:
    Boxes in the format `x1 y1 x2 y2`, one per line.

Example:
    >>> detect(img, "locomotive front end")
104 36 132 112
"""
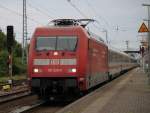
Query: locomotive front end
28 26 87 99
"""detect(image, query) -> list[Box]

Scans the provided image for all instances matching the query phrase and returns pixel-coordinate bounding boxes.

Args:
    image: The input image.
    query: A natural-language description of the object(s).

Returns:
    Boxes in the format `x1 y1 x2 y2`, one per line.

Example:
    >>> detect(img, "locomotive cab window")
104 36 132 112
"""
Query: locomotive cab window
36 37 56 51
57 36 77 51
36 36 78 51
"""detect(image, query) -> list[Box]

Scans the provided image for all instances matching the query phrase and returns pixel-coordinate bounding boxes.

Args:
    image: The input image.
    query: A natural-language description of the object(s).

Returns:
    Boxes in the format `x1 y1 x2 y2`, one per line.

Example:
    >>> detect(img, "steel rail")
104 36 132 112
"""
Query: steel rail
0 89 31 104
10 100 46 113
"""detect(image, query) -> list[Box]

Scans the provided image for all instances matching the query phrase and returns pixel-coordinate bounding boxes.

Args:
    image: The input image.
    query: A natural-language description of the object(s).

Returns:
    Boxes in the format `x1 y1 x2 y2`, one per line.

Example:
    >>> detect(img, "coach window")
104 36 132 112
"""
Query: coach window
108 51 112 62
112 53 116 62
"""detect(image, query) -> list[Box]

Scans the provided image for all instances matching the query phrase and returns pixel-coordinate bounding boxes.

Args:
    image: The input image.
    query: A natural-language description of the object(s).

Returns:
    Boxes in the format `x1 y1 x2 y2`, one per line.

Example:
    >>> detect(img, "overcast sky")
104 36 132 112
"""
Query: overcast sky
0 0 149 51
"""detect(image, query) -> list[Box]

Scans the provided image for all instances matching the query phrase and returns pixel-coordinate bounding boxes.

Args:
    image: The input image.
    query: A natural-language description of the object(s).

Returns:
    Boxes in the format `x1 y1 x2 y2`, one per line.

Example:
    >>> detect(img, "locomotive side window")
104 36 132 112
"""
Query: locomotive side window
36 36 77 51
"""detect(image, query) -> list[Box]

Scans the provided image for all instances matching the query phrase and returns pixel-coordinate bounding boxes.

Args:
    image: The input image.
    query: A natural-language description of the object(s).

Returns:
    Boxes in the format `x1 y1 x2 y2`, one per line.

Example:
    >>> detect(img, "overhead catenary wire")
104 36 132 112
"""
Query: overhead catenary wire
0 3 42 25
66 0 110 44
27 2 54 19
67 0 88 18
66 0 103 30
85 0 132 33
0 16 20 24
86 0 110 28
29 0 60 17
29 0 63 20
84 1 136 47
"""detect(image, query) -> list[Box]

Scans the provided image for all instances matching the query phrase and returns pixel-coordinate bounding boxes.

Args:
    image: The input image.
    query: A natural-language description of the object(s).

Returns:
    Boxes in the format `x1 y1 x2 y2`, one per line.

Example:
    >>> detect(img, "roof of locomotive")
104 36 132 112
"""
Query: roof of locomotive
47 18 105 43
48 18 95 27
33 25 91 39
33 19 105 44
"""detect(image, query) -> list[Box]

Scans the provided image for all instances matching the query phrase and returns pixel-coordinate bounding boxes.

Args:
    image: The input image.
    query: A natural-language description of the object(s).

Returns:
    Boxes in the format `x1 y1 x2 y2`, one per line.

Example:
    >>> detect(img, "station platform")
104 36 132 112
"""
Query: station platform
57 68 150 113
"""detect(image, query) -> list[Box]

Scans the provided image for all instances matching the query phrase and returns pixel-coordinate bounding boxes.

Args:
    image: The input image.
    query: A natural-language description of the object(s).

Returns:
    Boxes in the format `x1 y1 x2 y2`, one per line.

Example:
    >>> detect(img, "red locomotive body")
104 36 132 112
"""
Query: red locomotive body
28 19 109 98
28 19 137 99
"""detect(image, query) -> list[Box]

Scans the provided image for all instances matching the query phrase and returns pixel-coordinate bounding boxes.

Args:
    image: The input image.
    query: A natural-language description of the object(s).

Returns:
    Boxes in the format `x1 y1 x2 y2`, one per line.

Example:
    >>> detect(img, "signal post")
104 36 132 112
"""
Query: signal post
7 26 14 88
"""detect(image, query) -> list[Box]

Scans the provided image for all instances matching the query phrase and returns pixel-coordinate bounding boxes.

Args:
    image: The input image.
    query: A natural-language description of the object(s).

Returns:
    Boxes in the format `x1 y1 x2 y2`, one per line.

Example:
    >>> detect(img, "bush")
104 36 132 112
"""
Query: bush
13 57 26 74
0 50 27 77
0 31 26 77
0 51 8 76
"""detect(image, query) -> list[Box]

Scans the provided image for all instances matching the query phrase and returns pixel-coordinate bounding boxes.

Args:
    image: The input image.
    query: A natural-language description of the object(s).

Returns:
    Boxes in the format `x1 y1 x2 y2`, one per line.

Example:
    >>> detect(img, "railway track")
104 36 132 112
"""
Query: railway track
0 79 28 90
11 100 68 113
0 89 31 104
0 87 65 113
0 69 135 113
0 94 38 113
8 76 121 113
11 100 46 113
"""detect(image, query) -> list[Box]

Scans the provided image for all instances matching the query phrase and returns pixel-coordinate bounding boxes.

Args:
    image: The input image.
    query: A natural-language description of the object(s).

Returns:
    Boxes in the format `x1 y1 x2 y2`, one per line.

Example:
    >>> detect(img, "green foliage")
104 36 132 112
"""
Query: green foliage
0 75 26 85
13 42 22 57
13 57 26 74
0 31 26 77
0 31 7 50
0 51 8 76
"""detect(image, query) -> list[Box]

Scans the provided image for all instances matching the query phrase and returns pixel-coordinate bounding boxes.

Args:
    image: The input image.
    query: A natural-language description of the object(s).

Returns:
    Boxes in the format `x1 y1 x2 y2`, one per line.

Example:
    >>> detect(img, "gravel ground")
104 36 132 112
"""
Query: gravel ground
0 95 38 113
0 85 29 96
24 102 67 113
2 68 146 113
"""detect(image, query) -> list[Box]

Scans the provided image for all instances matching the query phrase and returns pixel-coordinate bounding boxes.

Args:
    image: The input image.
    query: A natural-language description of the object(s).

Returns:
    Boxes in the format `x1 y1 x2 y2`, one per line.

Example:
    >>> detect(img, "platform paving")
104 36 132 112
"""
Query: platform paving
83 68 150 113
56 68 150 113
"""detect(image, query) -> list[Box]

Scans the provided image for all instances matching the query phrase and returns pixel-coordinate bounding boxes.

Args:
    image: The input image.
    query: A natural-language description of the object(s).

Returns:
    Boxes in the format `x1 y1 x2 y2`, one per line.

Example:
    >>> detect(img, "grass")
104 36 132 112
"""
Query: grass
0 75 27 84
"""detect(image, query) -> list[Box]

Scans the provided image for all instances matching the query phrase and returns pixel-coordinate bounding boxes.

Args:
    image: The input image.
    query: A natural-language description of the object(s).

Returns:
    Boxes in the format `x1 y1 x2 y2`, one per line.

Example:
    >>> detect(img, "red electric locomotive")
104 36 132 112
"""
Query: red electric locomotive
28 19 137 100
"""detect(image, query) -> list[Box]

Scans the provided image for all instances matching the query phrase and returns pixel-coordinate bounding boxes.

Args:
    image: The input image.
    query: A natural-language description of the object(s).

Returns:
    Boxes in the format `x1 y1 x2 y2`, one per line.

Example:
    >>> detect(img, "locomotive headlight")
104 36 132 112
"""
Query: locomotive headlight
72 68 77 72
54 51 58 56
33 68 39 73
68 68 77 73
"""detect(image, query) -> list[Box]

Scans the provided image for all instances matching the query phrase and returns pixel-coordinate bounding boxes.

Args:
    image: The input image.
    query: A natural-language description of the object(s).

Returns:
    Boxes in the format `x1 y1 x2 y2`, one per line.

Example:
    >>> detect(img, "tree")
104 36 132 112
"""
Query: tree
0 31 7 51
13 41 22 57
0 51 8 76
0 30 26 76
